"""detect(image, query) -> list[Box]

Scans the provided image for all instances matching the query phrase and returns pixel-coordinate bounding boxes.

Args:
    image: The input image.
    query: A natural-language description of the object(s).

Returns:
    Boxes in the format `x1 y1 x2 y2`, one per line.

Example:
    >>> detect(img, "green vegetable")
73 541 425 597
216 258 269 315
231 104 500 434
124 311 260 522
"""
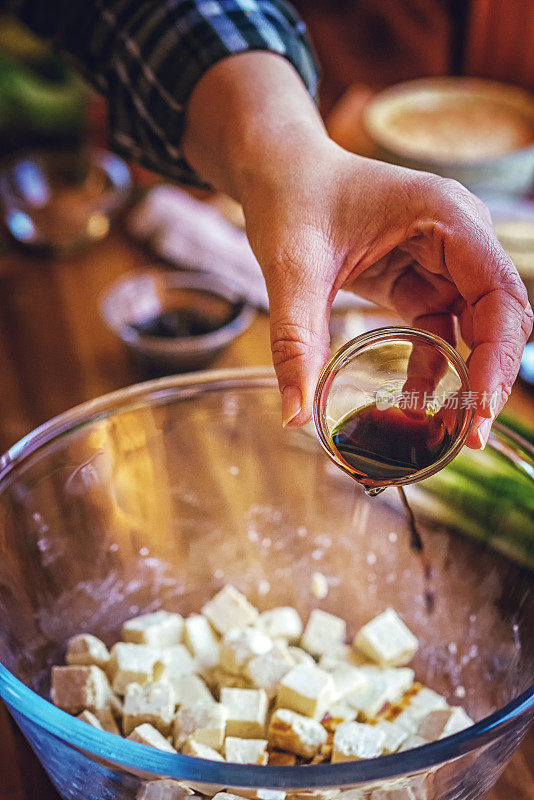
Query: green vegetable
420 417 534 570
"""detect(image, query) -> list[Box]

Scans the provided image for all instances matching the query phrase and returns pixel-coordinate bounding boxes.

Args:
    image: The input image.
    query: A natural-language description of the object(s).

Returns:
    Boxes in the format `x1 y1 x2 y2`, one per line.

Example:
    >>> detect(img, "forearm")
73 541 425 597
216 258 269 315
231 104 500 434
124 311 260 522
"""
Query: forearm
182 51 331 202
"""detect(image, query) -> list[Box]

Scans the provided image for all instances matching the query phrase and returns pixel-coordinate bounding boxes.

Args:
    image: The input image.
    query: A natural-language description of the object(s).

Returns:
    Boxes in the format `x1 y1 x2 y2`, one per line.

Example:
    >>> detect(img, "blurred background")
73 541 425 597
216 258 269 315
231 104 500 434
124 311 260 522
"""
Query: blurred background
0 3 533 799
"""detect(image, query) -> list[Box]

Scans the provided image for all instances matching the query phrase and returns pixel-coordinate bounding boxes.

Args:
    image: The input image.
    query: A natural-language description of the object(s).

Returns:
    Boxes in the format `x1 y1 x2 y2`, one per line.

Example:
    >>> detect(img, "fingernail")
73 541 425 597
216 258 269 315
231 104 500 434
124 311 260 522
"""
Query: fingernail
282 386 302 428
476 418 493 450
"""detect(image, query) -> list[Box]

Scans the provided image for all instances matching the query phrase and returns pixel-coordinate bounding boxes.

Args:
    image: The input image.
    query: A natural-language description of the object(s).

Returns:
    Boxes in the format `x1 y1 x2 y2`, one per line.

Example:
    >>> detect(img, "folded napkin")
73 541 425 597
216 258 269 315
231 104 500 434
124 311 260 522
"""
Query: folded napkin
128 185 371 311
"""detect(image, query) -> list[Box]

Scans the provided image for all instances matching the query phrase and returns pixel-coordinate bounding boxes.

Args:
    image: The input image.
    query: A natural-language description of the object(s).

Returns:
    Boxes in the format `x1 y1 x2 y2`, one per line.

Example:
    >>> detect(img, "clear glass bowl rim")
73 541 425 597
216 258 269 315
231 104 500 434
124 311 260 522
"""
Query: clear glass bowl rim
0 366 532 788
313 327 475 488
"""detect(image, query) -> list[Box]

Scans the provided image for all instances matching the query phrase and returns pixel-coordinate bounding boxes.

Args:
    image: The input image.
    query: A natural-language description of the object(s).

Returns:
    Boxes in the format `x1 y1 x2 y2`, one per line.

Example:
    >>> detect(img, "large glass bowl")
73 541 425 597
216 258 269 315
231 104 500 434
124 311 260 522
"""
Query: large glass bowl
0 368 532 800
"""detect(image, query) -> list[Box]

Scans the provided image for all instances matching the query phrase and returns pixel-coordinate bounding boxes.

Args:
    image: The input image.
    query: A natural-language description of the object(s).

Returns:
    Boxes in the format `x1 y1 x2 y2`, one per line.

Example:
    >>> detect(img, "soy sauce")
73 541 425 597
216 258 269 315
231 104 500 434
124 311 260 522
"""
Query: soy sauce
331 403 444 612
330 403 453 483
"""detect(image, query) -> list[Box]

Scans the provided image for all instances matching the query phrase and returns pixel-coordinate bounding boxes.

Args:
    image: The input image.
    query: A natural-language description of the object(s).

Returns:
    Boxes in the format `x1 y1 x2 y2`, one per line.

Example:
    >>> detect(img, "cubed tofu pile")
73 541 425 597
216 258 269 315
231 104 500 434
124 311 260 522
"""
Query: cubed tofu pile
50 586 473 765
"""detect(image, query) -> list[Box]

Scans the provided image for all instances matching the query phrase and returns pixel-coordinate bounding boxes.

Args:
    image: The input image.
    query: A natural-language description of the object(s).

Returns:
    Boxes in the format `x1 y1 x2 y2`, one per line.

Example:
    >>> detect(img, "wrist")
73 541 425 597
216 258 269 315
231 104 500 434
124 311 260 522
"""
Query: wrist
183 51 330 200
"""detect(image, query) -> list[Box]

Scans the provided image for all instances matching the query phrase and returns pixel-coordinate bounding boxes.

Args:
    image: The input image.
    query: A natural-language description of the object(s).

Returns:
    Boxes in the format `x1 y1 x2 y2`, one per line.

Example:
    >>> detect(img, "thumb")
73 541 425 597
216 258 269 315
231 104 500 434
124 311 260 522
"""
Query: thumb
267 275 332 428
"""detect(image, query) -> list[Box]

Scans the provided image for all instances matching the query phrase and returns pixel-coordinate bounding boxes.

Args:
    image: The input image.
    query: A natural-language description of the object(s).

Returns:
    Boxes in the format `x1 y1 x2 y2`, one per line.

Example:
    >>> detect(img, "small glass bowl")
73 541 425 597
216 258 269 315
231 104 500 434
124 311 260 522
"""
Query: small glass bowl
313 326 474 491
101 269 256 373
0 148 131 255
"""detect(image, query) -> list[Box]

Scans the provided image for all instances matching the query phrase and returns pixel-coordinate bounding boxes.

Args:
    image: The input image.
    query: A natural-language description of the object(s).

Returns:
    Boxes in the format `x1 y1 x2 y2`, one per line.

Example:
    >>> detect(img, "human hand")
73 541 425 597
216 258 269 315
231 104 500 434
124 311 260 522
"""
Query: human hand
241 143 532 448
183 52 532 449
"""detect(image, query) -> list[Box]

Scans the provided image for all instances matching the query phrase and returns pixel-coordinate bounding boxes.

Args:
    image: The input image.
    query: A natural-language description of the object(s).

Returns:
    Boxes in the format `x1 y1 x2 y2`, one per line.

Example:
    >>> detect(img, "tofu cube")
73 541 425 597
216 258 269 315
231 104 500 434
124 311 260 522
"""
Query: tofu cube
327 700 358 724
383 685 448 733
202 586 259 635
332 721 386 762
66 634 110 669
51 665 113 715
268 708 327 758
77 709 104 729
287 646 316 667
372 720 408 754
94 705 121 736
173 674 215 707
224 736 268 764
319 646 370 671
277 664 335 720
398 734 428 752
259 607 303 643
417 707 473 741
184 614 220 669
158 645 196 691
347 668 415 720
182 738 225 761
123 681 176 736
127 723 177 752
108 643 164 695
174 702 227 750
220 687 268 738
245 651 294 699
212 794 245 800
220 627 273 675
301 609 346 657
353 609 418 667
138 780 198 800
330 665 367 702
122 611 184 647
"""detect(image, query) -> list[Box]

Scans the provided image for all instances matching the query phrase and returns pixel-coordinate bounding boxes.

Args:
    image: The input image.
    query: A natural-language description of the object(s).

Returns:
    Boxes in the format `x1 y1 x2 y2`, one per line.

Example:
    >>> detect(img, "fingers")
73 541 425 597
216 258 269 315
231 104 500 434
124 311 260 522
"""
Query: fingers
437 210 533 445
267 273 332 427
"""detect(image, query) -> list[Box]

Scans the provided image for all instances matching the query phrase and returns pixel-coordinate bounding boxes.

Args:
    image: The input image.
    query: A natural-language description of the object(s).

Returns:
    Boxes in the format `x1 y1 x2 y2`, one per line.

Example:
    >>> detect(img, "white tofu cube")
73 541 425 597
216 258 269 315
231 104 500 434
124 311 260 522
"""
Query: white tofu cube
277 664 335 720
332 721 385 762
220 687 268 738
384 686 448 733
268 708 327 758
212 794 245 800
224 736 268 764
158 645 196 691
173 674 215 707
301 609 346 657
122 611 184 647
174 702 227 750
353 609 418 667
347 668 415 720
94 705 121 735
327 700 358 724
123 681 176 736
220 627 273 675
319 646 370 671
330 665 367 702
138 780 198 800
417 707 473 741
127 723 177 752
182 738 225 761
259 607 303 643
51 665 113 714
372 720 408 754
287 646 316 667
108 643 164 695
245 651 294 699
202 586 259 635
233 791 286 800
398 734 428 752
77 709 104 729
66 634 110 669
311 572 329 600
184 614 220 669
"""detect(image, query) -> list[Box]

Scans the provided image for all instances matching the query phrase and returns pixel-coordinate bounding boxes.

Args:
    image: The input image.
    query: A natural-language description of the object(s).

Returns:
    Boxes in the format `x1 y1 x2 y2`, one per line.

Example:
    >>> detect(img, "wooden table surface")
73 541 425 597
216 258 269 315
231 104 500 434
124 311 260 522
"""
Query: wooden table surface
0 222 532 799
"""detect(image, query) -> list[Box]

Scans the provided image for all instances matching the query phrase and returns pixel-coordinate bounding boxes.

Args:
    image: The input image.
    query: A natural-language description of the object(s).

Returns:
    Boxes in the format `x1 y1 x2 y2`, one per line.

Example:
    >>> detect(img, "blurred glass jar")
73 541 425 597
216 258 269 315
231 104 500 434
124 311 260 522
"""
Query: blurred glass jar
0 148 131 255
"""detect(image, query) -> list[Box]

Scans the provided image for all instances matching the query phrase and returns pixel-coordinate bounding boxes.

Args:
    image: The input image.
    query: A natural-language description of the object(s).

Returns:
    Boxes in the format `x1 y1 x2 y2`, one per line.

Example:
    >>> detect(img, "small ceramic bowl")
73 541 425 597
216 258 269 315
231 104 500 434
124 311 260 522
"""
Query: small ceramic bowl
101 269 256 373
364 78 534 195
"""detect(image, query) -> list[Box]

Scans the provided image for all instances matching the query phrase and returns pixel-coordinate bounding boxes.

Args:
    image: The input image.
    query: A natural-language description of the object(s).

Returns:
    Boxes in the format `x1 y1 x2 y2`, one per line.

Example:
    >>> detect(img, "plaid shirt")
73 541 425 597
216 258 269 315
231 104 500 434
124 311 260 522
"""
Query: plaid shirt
8 0 319 186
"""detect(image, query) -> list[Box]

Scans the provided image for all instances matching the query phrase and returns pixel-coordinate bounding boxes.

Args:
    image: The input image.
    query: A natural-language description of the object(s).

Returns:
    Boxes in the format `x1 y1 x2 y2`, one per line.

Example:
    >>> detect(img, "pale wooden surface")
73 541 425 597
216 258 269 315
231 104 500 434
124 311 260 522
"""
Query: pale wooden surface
0 224 532 799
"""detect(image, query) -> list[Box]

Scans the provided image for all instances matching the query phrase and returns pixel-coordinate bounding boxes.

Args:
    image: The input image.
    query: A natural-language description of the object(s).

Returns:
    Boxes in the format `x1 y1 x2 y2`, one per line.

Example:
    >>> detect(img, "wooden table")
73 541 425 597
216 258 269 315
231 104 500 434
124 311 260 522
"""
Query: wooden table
0 223 532 799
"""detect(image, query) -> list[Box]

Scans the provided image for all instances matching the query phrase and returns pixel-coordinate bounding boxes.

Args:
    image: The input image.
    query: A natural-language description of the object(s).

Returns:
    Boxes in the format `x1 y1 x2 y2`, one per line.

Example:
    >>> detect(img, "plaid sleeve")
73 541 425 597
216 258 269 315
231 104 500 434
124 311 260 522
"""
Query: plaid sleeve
9 0 320 187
